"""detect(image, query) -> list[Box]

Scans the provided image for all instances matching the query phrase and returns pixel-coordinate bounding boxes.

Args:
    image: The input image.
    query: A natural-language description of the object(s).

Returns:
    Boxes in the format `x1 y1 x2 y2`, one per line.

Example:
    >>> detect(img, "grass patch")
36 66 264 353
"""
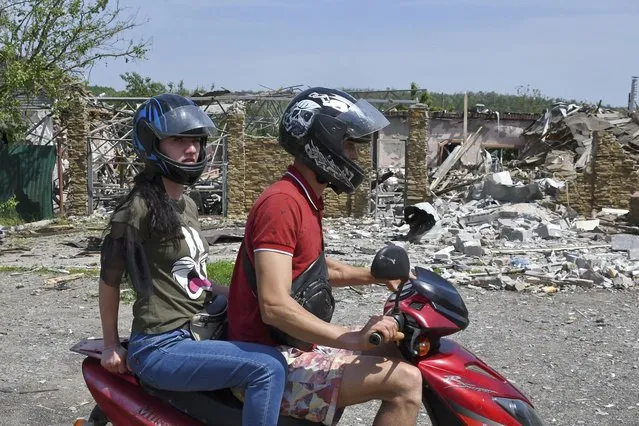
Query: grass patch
0 265 100 277
207 260 235 286
0 196 22 227
0 265 32 273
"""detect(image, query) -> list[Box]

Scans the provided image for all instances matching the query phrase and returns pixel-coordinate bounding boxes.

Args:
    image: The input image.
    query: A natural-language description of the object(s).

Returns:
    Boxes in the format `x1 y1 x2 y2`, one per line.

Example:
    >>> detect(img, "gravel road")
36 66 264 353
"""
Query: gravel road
1 229 638 425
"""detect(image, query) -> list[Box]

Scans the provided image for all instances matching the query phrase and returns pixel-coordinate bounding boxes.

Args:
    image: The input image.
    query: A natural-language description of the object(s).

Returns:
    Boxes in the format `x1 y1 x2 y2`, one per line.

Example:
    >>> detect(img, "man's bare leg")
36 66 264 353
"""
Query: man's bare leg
336 354 422 426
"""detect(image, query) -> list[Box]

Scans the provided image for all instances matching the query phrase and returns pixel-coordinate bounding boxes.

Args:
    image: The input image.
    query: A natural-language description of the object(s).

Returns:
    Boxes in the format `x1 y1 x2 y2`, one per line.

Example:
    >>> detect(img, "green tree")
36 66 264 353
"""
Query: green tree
410 81 419 100
120 72 167 97
87 84 121 97
0 0 149 142
407 82 437 110
167 80 191 97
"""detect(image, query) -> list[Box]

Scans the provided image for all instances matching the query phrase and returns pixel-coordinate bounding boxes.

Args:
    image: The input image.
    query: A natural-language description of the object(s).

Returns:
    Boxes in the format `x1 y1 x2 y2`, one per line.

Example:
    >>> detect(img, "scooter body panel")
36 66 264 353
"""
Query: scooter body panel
83 357 203 426
418 338 533 426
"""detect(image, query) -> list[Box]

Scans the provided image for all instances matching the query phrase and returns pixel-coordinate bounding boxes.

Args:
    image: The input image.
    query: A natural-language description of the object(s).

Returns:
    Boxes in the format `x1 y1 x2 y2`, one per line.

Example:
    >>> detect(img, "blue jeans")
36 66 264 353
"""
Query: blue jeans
127 328 287 426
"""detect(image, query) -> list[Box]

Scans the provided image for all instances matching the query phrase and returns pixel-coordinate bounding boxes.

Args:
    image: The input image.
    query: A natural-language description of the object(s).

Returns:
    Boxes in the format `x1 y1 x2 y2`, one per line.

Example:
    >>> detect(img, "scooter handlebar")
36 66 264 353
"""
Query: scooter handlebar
368 315 403 346
369 332 383 346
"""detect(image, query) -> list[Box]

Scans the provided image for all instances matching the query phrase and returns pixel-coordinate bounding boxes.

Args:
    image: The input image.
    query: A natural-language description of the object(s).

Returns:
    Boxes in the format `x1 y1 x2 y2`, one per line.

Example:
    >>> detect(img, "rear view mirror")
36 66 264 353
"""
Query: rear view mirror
371 244 410 281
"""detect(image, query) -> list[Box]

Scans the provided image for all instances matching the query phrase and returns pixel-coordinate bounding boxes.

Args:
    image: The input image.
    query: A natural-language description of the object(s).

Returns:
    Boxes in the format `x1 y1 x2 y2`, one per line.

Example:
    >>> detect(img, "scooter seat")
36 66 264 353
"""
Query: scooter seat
140 381 319 426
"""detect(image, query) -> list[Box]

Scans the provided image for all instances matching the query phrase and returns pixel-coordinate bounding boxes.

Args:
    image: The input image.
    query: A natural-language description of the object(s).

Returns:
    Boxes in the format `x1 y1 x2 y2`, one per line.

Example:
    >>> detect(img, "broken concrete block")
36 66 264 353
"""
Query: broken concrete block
326 230 341 240
628 249 639 260
472 276 503 289
562 278 595 288
611 234 639 251
490 171 514 186
497 218 519 229
492 258 507 267
574 219 600 231
433 246 455 261
514 280 529 292
564 252 580 263
454 233 477 251
458 211 497 227
498 210 520 219
498 275 517 290
535 223 563 239
519 219 540 230
580 270 605 285
353 230 372 238
600 208 629 216
613 274 634 289
481 180 543 203
461 241 485 257
575 257 592 270
557 219 572 230
500 226 531 242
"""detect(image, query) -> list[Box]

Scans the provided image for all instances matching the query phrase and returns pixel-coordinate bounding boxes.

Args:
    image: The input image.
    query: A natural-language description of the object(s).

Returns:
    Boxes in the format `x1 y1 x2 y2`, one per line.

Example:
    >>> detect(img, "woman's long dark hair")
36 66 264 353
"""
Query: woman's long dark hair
111 171 182 242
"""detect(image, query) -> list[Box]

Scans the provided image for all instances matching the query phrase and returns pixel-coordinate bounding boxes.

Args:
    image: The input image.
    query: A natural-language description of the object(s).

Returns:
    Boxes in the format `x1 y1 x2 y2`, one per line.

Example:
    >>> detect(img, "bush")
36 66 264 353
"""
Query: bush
0 196 22 226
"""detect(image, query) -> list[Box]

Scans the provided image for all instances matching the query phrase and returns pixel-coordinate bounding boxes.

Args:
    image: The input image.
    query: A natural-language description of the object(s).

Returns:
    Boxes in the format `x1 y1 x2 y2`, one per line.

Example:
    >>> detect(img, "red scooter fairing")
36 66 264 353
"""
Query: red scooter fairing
379 261 545 426
418 338 537 426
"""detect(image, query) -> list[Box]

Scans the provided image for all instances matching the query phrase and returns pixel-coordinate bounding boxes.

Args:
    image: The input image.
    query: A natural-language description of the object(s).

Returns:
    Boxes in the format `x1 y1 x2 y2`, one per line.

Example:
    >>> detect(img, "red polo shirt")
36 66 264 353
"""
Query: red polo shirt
227 165 324 345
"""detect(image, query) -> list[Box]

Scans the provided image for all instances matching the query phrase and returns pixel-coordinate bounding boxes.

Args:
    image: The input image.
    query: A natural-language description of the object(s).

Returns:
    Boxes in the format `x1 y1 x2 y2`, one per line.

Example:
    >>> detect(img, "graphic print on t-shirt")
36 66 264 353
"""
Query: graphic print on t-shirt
171 226 212 299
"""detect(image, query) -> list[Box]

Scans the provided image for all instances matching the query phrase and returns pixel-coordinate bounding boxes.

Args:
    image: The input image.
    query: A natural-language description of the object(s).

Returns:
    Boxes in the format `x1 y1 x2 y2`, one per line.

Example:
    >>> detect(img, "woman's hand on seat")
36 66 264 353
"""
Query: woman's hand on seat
101 344 130 374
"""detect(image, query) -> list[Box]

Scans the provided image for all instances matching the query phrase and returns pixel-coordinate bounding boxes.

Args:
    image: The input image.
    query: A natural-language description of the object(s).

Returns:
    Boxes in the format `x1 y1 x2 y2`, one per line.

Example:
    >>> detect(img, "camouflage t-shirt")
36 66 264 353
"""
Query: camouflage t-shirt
102 194 212 334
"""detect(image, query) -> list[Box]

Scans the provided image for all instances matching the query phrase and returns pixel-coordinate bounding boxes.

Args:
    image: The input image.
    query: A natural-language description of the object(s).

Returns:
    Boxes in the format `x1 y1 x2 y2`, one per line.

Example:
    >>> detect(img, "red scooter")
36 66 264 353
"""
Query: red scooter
72 244 545 425
369 244 545 426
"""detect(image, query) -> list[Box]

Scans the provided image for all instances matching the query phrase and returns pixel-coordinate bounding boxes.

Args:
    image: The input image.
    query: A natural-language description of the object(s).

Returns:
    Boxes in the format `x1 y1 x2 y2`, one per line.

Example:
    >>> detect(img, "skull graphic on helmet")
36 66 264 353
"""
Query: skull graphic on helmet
282 99 322 138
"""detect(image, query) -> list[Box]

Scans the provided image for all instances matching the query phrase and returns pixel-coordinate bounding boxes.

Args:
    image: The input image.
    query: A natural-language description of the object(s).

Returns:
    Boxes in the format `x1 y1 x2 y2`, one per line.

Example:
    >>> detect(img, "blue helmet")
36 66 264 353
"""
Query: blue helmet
132 93 216 185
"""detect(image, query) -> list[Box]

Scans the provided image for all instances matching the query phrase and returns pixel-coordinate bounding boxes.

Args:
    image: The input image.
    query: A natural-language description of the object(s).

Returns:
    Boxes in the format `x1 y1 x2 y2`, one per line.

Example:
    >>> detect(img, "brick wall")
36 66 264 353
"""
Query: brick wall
557 130 639 216
226 112 373 218
62 96 89 216
405 104 430 205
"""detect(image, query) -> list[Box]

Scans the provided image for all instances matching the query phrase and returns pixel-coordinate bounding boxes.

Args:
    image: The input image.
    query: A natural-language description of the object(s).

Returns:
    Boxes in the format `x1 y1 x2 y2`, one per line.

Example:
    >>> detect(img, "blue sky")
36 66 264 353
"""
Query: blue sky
87 0 639 106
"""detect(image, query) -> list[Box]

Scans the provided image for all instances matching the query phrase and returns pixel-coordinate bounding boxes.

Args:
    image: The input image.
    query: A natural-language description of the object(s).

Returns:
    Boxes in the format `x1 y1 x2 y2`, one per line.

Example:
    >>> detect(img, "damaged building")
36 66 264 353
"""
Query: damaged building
517 103 639 219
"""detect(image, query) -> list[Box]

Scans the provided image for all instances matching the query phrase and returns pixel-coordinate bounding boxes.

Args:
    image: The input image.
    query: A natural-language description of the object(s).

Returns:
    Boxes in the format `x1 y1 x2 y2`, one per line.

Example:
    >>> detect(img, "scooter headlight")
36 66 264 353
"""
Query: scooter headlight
494 397 545 426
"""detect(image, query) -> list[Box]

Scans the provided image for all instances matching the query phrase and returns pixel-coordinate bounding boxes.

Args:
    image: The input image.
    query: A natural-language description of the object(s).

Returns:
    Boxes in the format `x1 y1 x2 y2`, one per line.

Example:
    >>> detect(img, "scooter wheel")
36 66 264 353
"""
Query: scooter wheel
87 404 109 426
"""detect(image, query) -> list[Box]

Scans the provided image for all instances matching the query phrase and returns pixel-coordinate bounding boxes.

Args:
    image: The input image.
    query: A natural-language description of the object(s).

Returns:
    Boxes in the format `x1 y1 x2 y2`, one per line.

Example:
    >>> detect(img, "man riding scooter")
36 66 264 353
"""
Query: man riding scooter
227 87 422 426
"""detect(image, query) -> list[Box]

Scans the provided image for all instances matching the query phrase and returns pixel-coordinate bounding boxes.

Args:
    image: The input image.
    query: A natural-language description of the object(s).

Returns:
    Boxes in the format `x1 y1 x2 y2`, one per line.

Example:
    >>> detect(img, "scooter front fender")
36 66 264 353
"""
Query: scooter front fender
418 338 541 426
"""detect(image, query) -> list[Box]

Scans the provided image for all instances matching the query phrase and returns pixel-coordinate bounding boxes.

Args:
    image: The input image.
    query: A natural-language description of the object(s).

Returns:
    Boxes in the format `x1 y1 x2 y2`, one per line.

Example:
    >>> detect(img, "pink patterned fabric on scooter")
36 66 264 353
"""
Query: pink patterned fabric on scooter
233 345 359 426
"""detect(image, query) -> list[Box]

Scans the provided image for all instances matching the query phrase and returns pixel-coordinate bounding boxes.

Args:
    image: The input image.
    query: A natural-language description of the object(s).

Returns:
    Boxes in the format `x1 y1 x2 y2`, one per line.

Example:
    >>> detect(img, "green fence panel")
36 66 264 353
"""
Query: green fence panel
0 144 57 221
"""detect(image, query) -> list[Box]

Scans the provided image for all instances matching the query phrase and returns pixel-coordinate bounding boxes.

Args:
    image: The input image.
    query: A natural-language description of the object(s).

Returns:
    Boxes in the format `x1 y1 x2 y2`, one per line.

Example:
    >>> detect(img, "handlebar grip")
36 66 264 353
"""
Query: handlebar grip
369 332 383 346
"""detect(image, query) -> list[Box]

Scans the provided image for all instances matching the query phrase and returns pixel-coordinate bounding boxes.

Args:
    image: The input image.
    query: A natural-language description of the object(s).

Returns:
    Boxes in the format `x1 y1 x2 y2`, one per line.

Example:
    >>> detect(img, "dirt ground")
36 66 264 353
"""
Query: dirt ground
1 228 638 425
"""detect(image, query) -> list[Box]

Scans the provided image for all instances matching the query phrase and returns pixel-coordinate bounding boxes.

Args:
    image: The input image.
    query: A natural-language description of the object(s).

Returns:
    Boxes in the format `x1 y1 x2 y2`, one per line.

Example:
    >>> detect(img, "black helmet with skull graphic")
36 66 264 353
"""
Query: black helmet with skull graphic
278 87 390 194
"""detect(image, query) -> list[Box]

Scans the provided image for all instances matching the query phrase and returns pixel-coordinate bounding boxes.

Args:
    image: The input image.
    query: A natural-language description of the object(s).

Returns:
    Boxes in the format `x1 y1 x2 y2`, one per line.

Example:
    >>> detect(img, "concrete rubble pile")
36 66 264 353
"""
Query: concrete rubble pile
518 103 639 174
323 169 639 294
